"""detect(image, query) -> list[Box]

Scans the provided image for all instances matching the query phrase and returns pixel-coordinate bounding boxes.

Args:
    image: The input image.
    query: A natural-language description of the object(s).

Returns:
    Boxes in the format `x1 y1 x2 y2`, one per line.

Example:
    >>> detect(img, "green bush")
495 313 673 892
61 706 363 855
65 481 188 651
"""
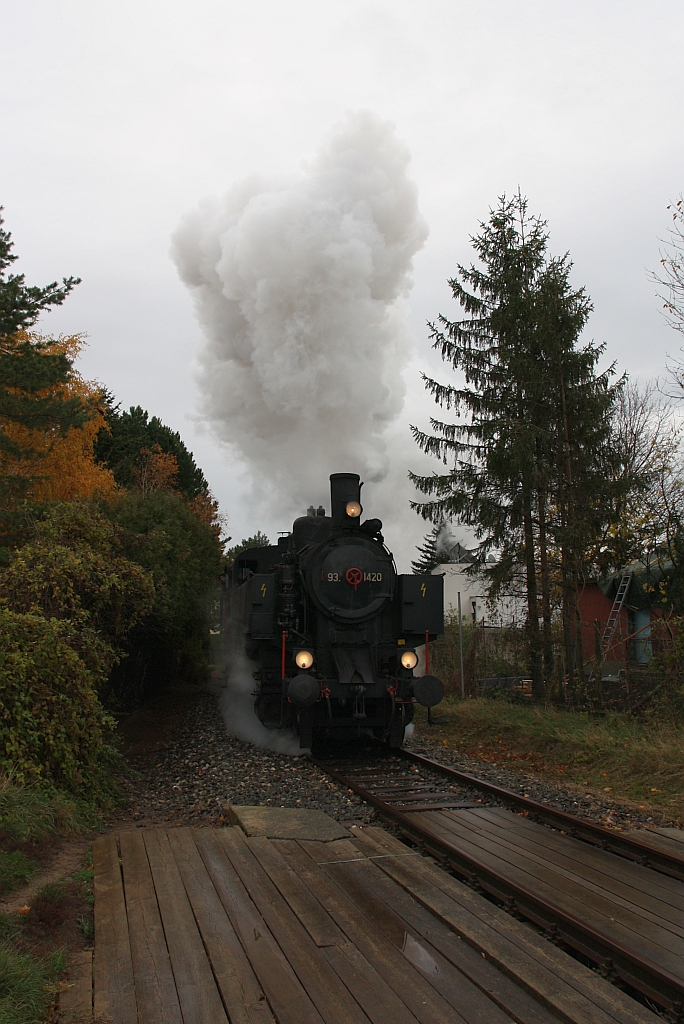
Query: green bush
103 489 222 706
0 610 115 792
0 502 157 782
0 502 154 684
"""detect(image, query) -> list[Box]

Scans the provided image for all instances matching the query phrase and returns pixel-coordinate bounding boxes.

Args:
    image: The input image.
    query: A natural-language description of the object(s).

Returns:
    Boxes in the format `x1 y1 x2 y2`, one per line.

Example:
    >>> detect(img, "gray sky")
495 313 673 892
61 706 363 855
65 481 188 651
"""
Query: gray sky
1 1 682 562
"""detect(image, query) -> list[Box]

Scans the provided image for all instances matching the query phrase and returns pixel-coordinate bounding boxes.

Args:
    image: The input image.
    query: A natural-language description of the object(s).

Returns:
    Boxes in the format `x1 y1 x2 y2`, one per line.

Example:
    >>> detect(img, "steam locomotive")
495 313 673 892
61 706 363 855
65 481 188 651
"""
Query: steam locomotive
227 473 445 748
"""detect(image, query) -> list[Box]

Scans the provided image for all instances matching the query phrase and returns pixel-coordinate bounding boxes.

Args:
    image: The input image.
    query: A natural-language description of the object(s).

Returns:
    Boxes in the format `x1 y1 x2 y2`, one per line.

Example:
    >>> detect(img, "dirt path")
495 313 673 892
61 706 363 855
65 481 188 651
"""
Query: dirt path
0 836 91 915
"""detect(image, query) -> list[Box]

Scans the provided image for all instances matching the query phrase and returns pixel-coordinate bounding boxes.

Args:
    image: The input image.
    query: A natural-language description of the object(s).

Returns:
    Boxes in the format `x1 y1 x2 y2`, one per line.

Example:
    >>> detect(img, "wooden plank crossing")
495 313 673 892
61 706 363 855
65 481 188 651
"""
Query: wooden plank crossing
401 807 684 980
87 816 660 1024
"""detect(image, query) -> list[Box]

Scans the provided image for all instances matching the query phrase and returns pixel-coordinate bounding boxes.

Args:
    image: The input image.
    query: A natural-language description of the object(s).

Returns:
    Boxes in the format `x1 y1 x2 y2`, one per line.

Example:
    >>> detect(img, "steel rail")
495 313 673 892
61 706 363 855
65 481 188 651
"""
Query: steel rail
312 753 684 1013
399 747 684 882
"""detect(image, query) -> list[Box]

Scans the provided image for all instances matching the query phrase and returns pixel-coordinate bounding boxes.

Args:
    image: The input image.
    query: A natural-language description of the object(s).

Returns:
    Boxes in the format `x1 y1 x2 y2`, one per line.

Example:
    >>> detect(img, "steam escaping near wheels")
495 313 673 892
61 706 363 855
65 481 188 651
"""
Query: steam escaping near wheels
171 110 428 537
217 642 307 757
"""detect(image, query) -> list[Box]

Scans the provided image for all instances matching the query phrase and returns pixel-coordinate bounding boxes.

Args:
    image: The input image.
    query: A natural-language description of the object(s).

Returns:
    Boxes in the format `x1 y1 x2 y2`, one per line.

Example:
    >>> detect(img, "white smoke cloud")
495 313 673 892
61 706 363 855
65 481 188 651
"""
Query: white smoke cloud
171 111 429 531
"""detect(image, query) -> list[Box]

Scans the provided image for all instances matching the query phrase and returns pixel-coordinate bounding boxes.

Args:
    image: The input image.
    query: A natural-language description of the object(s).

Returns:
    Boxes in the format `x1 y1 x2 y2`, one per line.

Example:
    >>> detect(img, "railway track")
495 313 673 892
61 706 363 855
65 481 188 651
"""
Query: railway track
311 745 684 1020
401 747 684 882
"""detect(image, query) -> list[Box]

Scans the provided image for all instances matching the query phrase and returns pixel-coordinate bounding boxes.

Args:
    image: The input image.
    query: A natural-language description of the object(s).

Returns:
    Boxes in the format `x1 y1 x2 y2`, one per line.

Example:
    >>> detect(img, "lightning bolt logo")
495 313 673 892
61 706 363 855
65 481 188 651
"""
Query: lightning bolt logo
261 583 267 597
420 583 426 598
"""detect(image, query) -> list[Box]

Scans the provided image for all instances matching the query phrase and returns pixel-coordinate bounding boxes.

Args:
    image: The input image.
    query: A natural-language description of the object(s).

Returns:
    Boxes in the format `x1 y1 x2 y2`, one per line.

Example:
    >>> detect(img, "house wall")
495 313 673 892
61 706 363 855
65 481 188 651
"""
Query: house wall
432 569 650 664
432 564 526 625
577 584 630 663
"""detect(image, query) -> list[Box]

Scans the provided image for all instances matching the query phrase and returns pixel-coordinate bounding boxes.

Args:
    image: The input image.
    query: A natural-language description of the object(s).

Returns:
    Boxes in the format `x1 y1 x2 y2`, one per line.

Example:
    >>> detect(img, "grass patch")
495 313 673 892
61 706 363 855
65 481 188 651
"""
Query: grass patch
0 778 100 1023
0 941 65 1024
0 852 34 896
412 697 684 822
0 776 100 843
0 774 100 898
0 866 96 1024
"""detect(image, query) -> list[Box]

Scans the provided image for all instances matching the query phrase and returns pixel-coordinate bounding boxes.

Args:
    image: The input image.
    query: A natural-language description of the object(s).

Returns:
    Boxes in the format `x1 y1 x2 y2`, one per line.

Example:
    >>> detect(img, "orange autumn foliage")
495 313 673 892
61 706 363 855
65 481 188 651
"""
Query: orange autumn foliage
131 444 224 546
0 333 116 503
133 444 180 495
188 490 224 548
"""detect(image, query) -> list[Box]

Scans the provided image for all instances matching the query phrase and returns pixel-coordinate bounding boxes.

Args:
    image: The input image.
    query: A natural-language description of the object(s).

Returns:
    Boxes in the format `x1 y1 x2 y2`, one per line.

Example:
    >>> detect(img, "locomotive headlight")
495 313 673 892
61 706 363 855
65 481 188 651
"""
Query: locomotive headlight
345 501 362 518
295 650 314 670
400 650 418 670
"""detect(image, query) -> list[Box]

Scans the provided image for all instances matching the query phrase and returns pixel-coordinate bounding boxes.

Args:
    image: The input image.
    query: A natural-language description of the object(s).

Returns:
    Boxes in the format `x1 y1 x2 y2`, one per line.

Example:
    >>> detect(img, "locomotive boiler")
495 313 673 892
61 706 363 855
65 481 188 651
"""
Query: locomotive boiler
227 473 445 748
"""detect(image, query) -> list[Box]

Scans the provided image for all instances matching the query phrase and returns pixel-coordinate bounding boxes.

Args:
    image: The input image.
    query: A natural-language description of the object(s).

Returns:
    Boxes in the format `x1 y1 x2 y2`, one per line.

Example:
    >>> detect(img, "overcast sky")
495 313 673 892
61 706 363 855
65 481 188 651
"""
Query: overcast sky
1 1 682 561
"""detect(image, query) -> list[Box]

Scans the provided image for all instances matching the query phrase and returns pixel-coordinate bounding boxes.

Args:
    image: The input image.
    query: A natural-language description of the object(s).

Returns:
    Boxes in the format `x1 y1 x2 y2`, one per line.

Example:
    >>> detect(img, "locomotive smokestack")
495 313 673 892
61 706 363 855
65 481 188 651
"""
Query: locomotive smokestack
330 473 362 527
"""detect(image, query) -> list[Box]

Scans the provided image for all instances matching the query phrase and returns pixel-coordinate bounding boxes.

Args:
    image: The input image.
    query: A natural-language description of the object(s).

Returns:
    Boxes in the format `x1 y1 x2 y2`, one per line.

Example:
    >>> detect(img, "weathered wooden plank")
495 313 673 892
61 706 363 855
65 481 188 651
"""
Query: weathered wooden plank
93 835 137 1024
246 835 346 948
322 854 516 1024
321 942 422 1024
627 827 684 852
350 831 562 1024
119 830 183 1024
266 835 421 1024
60 949 92 1023
279 838 469 1024
194 828 324 1024
463 809 684 919
409 806 679 966
220 828 370 1024
143 829 228 1024
352 827 659 1024
412 809 684 966
167 828 273 1024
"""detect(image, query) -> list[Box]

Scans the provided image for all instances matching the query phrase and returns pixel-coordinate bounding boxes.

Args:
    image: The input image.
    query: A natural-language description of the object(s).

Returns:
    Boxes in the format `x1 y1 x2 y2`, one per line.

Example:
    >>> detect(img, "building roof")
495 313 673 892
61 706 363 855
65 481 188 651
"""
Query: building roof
597 555 673 611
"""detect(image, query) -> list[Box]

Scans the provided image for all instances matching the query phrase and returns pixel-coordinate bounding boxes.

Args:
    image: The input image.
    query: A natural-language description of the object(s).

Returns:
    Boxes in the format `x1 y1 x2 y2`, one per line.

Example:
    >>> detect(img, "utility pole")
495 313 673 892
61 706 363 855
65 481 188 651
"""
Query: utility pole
458 592 465 699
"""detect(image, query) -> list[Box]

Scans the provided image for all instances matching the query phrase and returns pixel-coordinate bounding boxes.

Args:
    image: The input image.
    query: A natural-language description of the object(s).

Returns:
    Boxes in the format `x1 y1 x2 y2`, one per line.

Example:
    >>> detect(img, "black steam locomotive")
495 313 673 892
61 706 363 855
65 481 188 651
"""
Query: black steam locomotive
227 473 445 748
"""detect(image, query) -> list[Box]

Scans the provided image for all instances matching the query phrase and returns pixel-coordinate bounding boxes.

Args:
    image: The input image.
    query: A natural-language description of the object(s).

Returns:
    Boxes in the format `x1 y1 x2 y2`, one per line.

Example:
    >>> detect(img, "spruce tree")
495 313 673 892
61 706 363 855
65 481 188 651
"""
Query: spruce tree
410 193 620 698
533 257 620 692
411 524 441 574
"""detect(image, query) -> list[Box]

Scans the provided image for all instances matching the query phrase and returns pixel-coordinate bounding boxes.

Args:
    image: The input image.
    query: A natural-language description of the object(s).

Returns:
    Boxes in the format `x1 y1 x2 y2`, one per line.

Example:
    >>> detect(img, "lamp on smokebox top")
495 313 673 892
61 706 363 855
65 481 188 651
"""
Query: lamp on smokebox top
400 650 418 670
345 501 362 518
295 650 314 670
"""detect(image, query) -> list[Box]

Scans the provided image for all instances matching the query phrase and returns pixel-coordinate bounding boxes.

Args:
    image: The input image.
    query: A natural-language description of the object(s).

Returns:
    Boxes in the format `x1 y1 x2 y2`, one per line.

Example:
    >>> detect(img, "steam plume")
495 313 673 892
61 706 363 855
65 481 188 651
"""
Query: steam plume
172 111 428 523
218 646 305 756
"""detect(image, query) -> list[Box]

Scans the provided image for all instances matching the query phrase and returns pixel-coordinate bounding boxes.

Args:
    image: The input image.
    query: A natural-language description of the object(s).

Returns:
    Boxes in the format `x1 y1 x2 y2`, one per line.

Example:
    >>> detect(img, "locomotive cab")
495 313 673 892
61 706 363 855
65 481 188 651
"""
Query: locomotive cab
228 472 445 748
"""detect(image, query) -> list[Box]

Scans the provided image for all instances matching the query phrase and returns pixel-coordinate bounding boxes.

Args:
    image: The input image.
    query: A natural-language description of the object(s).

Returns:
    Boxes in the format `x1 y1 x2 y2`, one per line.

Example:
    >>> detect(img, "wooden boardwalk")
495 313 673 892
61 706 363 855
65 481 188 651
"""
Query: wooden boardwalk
64 813 661 1023
401 806 684 1001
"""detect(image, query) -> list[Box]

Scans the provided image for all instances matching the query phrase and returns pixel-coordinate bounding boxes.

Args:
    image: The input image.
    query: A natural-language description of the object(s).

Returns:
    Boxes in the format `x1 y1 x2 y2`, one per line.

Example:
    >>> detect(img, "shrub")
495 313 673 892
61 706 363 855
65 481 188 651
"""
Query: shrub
0 502 154 680
0 609 115 792
645 615 684 721
0 502 155 754
103 489 222 706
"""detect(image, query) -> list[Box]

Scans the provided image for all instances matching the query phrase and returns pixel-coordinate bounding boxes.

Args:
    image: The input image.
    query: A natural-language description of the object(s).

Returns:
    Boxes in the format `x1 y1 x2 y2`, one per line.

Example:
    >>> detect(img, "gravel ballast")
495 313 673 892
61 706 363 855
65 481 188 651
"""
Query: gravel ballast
405 733 675 830
118 689 377 827
116 687 678 834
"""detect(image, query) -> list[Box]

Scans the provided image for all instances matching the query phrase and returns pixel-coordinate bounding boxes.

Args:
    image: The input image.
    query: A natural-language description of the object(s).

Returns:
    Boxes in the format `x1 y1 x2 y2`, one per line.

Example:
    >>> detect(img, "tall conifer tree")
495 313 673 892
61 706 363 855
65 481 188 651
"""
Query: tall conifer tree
411 525 441 574
410 194 620 697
